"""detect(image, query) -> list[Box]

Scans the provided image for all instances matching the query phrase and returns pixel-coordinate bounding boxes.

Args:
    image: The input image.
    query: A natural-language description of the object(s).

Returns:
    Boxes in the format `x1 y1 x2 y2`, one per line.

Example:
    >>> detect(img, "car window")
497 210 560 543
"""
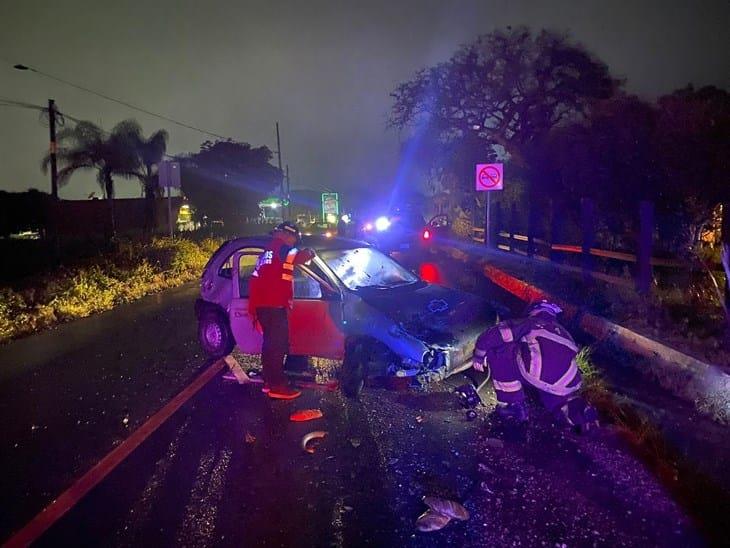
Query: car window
293 267 323 299
219 247 263 279
236 253 263 297
319 247 418 290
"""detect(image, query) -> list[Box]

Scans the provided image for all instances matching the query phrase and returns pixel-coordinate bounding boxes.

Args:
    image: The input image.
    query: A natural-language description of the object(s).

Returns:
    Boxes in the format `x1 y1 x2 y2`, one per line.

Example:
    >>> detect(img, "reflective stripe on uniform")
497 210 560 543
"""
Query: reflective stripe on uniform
286 248 299 263
498 324 514 343
282 263 294 271
516 328 581 397
282 273 293 281
493 379 523 393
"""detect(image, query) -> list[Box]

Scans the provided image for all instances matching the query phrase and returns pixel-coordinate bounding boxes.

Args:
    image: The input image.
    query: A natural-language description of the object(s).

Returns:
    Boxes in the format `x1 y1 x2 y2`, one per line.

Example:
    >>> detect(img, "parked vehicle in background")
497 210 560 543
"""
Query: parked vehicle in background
360 207 427 253
196 236 497 397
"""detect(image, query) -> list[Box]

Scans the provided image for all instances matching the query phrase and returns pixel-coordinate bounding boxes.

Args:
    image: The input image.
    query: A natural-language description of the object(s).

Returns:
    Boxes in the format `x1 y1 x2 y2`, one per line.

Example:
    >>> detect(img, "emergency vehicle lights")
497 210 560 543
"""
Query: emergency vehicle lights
375 216 391 231
422 229 431 240
363 222 374 231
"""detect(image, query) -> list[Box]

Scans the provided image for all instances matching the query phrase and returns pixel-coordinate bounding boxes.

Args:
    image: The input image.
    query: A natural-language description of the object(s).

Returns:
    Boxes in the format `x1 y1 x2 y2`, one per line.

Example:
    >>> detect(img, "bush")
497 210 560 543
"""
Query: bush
0 236 222 344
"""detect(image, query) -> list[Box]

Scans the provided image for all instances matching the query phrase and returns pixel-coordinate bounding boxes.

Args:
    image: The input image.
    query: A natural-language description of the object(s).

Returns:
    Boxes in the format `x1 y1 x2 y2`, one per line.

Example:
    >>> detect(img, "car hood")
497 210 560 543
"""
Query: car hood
357 283 495 347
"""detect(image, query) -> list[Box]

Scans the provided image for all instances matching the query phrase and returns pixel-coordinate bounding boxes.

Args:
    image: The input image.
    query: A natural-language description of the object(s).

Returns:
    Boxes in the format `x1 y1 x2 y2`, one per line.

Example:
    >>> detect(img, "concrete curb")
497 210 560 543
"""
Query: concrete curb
446 247 730 423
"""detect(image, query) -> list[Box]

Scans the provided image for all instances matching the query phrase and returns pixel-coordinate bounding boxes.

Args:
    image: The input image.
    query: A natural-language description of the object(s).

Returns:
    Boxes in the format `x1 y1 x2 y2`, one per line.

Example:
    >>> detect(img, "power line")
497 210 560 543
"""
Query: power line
3 60 232 140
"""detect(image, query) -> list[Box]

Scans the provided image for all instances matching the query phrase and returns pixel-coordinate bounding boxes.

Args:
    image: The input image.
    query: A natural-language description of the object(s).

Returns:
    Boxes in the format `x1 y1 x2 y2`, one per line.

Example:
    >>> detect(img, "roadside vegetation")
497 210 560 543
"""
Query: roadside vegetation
0 237 221 344
576 345 728 542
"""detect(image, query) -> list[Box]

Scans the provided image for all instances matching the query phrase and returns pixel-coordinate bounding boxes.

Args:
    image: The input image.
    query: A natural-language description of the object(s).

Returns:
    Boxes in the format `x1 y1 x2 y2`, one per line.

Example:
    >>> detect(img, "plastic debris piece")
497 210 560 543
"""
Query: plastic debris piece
245 432 256 444
422 496 470 520
301 431 327 453
349 437 362 448
415 509 451 532
290 409 324 422
416 415 424 423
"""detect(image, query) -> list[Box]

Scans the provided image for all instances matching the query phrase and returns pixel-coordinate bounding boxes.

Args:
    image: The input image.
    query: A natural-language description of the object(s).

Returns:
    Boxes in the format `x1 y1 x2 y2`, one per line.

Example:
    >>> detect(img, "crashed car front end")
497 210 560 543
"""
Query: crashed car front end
345 284 497 384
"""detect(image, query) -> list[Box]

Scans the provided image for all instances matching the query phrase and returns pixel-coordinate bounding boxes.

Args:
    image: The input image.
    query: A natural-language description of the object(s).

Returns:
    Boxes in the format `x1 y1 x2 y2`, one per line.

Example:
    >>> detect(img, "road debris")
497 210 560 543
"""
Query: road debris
415 509 451 532
454 383 481 408
422 496 470 520
349 437 362 448
245 432 256 444
466 409 478 421
301 431 327 453
416 415 424 423
290 409 324 422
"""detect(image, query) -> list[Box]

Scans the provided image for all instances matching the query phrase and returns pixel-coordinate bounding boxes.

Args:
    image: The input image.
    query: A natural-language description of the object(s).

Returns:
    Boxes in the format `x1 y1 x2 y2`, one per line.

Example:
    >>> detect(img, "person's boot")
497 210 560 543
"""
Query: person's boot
268 385 302 400
555 397 600 433
494 401 529 423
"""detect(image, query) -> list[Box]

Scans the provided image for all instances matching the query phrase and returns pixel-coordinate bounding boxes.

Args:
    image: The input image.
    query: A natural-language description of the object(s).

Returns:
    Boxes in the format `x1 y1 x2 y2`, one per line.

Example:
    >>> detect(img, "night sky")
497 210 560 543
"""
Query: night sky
1 0 728 200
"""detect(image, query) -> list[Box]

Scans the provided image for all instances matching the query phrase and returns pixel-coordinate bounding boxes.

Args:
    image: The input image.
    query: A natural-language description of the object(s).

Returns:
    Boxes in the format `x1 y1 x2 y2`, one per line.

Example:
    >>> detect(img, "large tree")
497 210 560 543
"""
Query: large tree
389 27 619 205
179 140 282 231
42 120 141 235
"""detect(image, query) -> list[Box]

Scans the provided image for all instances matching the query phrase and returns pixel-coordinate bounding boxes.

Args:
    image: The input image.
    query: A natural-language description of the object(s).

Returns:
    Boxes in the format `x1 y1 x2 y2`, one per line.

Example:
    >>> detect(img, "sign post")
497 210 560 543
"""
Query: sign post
158 161 181 238
475 163 503 248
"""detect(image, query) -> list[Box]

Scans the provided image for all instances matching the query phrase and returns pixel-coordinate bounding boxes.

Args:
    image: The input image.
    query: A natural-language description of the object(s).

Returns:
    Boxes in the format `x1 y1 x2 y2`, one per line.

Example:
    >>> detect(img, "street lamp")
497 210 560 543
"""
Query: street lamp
14 62 58 200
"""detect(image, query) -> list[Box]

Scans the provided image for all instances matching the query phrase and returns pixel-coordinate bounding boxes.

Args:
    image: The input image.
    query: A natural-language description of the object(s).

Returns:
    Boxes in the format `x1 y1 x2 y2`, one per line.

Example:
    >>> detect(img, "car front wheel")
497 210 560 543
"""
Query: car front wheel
198 310 235 359
341 341 370 399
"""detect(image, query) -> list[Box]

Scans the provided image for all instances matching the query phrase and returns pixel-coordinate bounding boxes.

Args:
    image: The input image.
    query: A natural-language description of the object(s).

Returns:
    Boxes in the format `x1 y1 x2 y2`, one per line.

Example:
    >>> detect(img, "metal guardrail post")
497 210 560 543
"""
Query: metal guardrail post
637 200 654 294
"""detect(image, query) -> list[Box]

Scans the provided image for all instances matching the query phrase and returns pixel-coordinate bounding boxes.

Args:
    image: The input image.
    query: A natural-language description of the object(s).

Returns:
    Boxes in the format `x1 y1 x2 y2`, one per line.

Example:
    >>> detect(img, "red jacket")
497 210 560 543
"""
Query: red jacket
249 237 314 309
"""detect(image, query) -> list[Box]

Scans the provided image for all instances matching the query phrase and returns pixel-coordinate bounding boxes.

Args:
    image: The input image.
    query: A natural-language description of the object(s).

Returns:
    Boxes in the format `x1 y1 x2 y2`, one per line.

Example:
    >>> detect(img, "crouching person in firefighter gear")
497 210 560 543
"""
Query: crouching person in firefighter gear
472 300 599 432
249 221 316 400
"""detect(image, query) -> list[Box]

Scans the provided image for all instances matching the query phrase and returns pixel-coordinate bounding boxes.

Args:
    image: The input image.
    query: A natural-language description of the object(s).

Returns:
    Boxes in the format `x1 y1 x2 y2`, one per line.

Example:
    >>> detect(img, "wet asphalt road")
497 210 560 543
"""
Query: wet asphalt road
0 252 714 546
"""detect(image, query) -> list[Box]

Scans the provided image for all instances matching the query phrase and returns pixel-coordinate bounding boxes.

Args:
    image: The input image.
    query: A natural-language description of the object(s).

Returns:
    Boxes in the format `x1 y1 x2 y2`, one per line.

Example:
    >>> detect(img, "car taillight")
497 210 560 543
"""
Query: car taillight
422 229 431 240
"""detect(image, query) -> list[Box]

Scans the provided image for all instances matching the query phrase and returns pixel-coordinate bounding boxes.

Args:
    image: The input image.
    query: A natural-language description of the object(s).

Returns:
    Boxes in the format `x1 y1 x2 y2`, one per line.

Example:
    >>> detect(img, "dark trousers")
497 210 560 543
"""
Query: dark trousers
256 307 289 388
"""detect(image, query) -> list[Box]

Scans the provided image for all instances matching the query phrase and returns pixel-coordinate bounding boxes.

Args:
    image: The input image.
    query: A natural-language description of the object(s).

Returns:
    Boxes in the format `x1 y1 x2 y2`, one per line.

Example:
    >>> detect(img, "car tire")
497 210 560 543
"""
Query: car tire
198 310 235 359
341 341 369 399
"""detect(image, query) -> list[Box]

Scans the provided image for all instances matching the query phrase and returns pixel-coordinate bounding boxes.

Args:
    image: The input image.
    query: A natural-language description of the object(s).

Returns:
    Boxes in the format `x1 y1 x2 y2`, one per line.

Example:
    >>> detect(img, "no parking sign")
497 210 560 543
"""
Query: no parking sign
475 163 503 191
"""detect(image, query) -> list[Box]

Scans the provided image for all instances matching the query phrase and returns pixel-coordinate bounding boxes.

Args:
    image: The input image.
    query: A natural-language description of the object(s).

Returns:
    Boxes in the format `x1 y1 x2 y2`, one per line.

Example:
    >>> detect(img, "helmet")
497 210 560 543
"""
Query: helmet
273 221 300 240
526 299 562 317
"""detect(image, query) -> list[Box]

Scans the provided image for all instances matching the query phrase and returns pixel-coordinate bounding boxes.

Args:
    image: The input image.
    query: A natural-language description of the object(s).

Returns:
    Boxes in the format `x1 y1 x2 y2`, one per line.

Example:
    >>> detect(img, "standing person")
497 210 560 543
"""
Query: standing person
472 300 598 431
249 221 316 400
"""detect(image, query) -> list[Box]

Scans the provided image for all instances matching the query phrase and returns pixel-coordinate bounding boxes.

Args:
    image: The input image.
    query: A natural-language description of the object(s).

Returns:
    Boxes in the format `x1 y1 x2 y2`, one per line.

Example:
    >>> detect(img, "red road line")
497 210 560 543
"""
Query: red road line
4 359 226 548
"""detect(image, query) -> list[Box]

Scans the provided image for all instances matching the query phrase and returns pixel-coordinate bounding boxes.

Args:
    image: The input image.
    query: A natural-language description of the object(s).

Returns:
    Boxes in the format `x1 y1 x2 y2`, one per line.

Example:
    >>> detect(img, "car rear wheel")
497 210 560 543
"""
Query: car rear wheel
198 310 235 359
341 341 370 399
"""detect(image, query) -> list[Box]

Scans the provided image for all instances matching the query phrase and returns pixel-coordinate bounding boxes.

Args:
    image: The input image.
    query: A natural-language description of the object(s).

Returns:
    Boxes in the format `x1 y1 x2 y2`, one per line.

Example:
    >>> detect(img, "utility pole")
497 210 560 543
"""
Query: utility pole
285 164 291 221
48 99 59 200
275 122 284 198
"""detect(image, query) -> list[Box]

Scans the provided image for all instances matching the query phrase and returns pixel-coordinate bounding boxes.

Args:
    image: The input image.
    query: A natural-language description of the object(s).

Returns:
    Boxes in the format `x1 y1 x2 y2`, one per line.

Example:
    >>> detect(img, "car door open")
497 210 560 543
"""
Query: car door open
229 250 263 354
289 265 346 360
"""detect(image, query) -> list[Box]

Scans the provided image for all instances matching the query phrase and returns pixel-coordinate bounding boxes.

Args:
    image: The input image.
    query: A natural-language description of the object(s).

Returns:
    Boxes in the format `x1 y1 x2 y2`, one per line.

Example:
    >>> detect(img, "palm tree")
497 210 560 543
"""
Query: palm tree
124 122 169 233
43 120 141 236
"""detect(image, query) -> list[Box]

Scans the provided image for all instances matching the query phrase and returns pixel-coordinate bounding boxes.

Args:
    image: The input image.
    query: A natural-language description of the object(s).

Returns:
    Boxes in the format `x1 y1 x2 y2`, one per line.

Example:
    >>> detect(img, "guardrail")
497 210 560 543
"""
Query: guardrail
472 227 684 267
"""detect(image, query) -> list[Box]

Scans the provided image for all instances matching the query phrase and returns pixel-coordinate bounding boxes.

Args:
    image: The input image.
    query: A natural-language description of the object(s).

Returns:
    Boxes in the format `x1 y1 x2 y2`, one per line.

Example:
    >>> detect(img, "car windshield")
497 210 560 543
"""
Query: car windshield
319 247 419 290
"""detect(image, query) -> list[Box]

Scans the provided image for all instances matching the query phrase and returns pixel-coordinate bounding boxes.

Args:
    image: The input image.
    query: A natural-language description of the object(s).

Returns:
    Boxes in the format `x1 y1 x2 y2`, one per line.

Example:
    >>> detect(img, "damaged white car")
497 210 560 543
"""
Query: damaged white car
196 236 498 397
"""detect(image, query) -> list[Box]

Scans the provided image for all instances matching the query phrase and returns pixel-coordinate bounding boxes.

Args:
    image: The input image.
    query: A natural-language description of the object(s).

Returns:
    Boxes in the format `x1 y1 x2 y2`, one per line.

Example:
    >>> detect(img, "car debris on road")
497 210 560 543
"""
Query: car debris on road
301 431 327 453
289 409 324 422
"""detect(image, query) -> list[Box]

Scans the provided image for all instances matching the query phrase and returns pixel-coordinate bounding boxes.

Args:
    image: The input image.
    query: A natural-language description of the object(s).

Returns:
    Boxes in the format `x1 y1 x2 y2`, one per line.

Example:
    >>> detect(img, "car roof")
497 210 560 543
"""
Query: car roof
212 235 370 256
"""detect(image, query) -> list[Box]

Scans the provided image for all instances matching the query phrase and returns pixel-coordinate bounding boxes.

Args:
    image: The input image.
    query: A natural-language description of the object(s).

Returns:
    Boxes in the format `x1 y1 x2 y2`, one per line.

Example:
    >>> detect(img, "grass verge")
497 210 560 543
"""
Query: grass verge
0 237 222 344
